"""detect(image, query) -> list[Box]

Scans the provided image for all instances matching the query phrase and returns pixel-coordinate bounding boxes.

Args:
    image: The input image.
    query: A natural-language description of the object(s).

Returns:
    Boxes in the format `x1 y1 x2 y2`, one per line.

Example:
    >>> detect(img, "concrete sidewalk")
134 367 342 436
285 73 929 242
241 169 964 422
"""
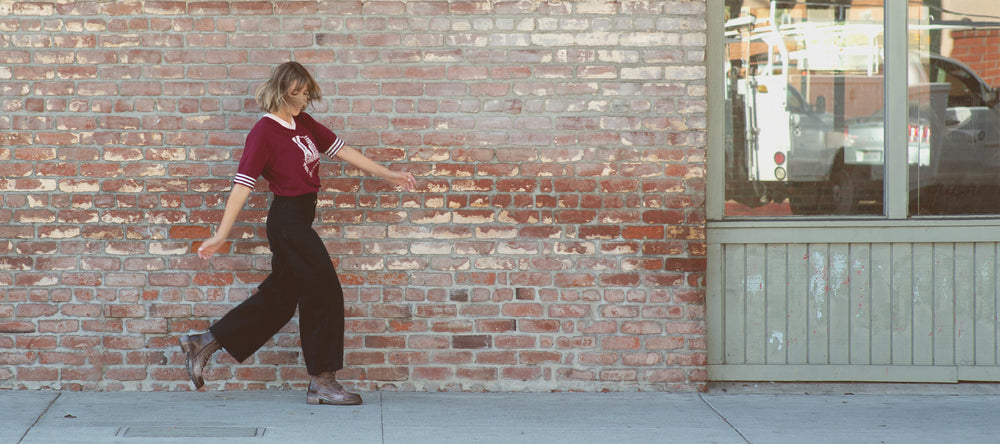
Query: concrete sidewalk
4 387 1000 443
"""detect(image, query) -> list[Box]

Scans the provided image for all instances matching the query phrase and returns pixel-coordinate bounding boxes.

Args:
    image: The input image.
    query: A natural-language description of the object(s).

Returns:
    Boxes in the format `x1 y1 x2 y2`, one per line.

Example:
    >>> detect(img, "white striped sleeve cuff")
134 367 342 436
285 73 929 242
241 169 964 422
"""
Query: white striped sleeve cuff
325 137 345 158
233 173 256 189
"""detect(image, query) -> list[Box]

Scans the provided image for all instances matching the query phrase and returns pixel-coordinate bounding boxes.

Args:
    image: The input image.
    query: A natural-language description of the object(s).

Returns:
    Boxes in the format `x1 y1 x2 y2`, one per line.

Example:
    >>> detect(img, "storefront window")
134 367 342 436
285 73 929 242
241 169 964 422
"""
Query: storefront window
723 1 886 216
722 1 1000 218
908 2 1000 215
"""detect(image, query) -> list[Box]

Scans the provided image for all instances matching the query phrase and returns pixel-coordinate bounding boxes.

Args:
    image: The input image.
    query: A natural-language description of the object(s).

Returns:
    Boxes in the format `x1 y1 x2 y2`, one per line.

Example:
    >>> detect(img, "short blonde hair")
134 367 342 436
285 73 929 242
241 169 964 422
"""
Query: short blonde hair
254 61 322 113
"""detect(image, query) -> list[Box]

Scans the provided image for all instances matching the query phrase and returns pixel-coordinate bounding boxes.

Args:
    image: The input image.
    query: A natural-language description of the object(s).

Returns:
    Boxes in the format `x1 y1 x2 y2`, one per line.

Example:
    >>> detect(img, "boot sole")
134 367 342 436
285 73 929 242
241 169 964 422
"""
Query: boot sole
306 392 363 406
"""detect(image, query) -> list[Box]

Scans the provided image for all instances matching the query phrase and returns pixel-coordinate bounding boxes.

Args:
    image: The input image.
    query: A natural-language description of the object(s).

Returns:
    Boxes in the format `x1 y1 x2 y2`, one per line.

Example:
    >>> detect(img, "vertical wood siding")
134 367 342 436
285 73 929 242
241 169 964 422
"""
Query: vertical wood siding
709 242 1000 382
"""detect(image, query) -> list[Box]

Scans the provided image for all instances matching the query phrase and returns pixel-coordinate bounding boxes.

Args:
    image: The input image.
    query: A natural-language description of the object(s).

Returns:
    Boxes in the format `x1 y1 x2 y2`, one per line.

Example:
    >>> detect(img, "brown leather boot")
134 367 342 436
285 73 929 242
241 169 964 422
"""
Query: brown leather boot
307 371 362 406
179 331 220 389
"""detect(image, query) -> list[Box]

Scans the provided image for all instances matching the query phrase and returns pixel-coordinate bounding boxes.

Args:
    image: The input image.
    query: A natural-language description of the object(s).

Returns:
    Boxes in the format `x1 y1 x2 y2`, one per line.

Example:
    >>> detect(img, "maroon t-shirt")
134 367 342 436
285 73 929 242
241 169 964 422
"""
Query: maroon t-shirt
234 112 344 197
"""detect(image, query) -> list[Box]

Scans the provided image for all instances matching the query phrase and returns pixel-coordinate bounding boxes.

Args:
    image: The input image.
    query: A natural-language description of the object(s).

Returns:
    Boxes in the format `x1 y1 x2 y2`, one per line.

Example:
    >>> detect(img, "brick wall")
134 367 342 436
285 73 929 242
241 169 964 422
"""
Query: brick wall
0 0 708 392
951 29 1000 87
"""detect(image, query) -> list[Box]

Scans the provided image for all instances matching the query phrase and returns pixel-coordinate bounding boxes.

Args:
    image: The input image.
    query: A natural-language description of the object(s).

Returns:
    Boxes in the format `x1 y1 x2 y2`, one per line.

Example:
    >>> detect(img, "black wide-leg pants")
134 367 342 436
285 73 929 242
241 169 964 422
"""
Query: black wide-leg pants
209 193 345 376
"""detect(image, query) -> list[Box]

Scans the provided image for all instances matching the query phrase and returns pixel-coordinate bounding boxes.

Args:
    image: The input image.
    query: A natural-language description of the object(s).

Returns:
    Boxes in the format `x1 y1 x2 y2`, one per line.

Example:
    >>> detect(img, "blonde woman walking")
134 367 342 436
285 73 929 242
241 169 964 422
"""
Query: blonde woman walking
181 61 416 405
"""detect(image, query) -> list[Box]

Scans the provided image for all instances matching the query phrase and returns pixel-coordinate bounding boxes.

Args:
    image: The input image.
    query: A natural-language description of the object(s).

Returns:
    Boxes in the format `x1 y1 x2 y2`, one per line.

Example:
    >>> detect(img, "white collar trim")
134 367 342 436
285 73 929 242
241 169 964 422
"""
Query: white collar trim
265 113 295 130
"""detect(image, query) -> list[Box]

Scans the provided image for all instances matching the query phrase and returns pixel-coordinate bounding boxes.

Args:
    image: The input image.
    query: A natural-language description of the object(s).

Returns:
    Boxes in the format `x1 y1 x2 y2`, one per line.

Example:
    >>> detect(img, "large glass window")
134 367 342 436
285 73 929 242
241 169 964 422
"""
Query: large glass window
909 2 1000 215
722 1 1000 218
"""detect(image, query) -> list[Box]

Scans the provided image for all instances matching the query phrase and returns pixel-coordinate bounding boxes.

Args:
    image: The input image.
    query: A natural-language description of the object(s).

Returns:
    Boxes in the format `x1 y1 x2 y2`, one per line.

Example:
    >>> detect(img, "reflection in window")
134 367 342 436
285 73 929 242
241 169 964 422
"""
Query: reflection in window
909 2 1000 215
723 1 886 217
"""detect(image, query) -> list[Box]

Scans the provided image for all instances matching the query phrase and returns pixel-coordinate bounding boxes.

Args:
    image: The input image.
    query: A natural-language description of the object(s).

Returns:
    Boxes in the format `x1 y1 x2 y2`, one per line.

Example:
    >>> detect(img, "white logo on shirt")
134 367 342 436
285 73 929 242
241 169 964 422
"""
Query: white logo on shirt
292 135 320 176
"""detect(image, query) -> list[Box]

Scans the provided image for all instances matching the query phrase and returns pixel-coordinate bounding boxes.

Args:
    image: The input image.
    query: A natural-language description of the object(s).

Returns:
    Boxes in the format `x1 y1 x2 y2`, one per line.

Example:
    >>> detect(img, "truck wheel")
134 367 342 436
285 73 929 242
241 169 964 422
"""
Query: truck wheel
789 182 830 215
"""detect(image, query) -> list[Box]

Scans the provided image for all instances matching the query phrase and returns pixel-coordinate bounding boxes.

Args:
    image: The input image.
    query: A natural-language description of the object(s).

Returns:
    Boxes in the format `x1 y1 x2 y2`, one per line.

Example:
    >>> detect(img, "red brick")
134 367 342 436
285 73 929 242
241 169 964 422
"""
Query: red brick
0 352 34 365
431 320 473 333
365 336 406 349
494 335 535 349
83 320 123 332
366 367 409 381
0 321 36 333
106 304 146 318
599 370 638 382
501 303 543 317
502 367 541 381
16 336 57 349
235 367 277 381
602 337 640 350
452 335 491 349
413 367 453 380
14 303 58 317
39 352 86 365
37 320 79 333
549 304 590 318
103 336 144 350
457 368 497 381
18 367 59 381
517 319 560 333
519 351 561 365
600 306 640 319
475 319 517 333
106 368 148 381
126 319 168 334
646 369 686 383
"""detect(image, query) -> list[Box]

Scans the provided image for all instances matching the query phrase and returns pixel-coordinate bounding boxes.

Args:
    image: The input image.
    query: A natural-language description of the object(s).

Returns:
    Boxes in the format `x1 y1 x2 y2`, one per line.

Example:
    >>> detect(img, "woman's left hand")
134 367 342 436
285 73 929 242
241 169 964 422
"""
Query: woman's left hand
386 170 417 191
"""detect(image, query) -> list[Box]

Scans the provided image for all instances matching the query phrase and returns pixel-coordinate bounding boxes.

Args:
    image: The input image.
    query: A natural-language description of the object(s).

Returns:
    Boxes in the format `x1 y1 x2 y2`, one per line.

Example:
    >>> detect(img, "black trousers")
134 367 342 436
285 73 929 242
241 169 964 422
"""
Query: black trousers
210 193 345 376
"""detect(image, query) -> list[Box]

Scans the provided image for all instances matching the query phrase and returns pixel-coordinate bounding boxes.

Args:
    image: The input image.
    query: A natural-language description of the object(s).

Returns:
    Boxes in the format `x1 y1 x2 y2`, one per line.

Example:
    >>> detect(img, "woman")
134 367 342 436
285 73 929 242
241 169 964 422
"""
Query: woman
181 61 416 405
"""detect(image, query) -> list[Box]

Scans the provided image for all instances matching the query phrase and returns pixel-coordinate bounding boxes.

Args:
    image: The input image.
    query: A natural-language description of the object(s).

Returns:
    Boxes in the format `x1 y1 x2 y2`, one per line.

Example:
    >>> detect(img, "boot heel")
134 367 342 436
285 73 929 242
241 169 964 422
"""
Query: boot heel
306 392 321 405
179 335 192 353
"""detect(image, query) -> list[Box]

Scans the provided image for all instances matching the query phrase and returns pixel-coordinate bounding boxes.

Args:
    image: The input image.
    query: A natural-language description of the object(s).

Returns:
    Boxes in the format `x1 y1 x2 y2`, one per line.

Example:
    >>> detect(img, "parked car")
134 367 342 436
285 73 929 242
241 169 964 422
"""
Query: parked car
788 54 1000 215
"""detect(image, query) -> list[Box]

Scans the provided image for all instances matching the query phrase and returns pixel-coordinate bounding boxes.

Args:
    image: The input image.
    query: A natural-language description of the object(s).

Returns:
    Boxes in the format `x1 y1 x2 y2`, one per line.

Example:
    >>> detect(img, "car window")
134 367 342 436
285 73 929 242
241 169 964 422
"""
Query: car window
787 87 805 113
929 59 981 108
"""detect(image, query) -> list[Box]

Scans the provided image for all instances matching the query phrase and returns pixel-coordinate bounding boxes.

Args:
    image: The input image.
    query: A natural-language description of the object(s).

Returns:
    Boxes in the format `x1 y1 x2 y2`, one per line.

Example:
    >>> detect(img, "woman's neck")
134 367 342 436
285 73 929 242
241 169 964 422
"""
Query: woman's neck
271 110 294 125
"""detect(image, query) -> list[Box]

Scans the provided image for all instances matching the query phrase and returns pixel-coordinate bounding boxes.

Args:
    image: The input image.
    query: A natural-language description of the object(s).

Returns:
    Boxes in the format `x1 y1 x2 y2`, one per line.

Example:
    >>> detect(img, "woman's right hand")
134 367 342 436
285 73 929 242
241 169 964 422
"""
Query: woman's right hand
198 235 226 260
198 185 252 260
385 170 417 191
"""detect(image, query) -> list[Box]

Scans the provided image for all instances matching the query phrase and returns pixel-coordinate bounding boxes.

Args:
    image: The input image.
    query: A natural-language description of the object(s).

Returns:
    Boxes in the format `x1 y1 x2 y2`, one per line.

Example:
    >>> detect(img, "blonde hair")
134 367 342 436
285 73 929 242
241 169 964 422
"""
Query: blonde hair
254 61 322 113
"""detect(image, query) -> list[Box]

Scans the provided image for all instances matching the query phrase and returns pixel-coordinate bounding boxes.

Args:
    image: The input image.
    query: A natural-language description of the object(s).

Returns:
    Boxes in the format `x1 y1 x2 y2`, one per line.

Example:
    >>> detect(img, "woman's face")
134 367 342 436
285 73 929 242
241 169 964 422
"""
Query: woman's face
283 82 309 115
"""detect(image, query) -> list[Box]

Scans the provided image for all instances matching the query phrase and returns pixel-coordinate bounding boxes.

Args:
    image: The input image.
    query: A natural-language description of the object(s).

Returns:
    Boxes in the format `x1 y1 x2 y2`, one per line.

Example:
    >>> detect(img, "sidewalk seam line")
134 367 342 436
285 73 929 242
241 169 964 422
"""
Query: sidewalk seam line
698 393 751 444
379 391 385 444
18 392 61 444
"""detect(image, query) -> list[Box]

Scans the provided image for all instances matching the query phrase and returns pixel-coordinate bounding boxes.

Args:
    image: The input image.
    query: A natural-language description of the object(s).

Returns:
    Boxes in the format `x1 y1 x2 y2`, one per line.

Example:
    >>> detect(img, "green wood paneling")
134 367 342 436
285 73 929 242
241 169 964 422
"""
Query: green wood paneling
723 245 746 364
955 243 975 366
974 244 997 366
933 244 956 366
786 244 809 365
745 245 767 364
912 243 934 366
710 241 1000 382
849 243 871 365
870 243 892 365
807 245 829 364
765 244 788 364
891 244 913 366
828 244 851 365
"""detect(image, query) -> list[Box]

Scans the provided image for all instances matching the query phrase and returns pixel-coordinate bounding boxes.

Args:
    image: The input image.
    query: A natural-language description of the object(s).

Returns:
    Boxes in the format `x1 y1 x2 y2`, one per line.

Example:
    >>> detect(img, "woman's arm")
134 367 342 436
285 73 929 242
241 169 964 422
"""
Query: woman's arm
335 146 417 191
197 183 253 259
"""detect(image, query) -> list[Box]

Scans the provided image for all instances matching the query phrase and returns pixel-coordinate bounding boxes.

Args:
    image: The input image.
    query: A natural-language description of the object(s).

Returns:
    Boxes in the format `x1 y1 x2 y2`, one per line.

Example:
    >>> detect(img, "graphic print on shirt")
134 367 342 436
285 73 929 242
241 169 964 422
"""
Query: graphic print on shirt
292 135 321 176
